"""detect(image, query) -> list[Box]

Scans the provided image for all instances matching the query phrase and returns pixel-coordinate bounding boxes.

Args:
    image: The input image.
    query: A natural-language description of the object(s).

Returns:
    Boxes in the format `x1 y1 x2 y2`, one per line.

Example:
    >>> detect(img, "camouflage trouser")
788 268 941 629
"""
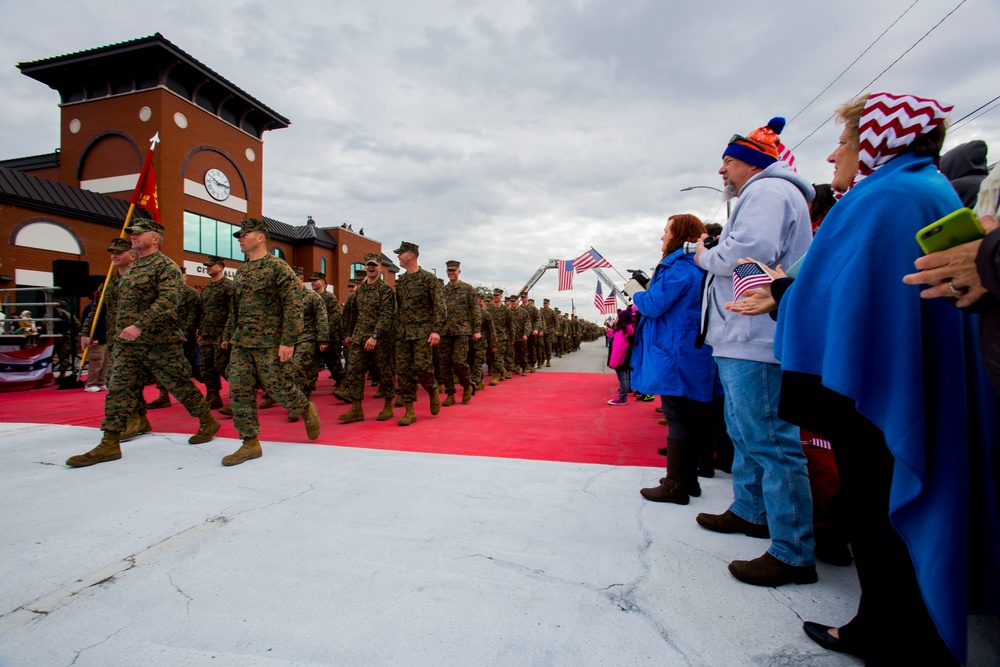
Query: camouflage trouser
343 339 395 402
101 342 209 432
199 340 230 393
320 343 344 383
395 338 437 403
229 346 310 439
526 334 537 366
54 338 76 374
541 334 553 362
514 340 528 371
470 336 487 385
486 339 503 376
438 335 470 394
290 342 319 394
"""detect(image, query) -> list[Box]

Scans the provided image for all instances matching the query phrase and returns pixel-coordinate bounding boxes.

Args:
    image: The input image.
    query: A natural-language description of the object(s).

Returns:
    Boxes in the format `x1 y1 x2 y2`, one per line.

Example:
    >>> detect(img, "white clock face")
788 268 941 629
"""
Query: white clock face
204 168 231 201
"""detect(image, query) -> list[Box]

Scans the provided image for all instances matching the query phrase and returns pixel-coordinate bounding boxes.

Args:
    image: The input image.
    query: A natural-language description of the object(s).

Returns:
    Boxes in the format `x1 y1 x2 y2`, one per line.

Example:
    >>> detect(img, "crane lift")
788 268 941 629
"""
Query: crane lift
517 261 629 310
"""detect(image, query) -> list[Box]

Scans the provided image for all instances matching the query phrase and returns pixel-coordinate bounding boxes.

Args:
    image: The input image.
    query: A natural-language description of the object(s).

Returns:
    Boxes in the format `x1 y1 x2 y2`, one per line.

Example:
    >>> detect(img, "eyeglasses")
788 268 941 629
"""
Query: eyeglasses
729 134 769 151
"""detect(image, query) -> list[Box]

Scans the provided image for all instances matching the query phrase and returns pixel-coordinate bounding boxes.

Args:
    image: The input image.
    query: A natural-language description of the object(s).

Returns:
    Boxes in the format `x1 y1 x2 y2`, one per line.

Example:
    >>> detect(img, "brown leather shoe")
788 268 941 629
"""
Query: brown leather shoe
696 509 770 538
428 386 441 415
147 390 171 409
302 402 321 440
640 480 689 505
188 412 221 444
218 405 234 416
442 393 456 407
462 385 474 403
338 401 364 423
259 396 277 409
66 432 122 468
728 551 818 587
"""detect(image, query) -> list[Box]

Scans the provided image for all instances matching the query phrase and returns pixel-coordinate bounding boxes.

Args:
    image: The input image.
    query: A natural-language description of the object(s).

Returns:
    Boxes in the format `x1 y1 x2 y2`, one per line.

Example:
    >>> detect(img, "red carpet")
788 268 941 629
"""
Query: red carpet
0 373 666 467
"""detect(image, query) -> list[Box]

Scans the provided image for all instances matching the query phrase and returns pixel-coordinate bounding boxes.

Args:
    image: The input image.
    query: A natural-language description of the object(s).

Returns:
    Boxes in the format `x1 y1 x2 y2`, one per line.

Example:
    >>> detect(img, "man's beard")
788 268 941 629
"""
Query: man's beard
723 183 737 200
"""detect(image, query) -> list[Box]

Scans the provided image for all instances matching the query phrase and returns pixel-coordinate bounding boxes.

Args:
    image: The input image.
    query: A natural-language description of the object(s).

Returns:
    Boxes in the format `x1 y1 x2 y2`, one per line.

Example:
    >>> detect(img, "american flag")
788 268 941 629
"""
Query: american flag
558 259 575 291
594 282 617 315
574 248 612 274
777 141 796 171
732 262 773 300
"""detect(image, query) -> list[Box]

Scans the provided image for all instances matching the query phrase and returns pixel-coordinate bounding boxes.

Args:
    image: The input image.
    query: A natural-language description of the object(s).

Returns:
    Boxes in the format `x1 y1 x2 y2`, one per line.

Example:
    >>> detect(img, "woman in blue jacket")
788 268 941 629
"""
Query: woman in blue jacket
632 214 721 504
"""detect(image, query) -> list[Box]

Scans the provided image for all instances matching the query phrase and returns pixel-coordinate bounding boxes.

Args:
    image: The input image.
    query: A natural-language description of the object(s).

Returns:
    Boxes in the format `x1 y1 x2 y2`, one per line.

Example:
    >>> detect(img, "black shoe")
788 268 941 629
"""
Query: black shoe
697 467 715 478
802 622 865 658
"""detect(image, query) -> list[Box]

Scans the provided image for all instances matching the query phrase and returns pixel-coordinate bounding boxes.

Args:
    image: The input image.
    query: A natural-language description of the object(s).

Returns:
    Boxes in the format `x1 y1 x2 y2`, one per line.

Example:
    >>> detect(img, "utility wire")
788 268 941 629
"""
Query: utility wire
949 94 1000 134
787 0 919 125
791 0 969 151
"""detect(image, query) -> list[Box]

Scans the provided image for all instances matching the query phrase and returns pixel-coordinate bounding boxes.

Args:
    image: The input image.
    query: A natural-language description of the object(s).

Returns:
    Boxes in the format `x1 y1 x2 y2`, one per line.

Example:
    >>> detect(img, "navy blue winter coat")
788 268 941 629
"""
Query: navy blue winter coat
631 249 720 402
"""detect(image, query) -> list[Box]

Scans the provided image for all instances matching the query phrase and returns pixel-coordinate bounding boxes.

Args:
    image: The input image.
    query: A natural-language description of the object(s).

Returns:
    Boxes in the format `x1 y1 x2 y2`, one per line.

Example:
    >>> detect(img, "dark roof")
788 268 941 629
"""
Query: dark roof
0 166 149 226
263 216 336 250
18 34 289 139
0 152 61 172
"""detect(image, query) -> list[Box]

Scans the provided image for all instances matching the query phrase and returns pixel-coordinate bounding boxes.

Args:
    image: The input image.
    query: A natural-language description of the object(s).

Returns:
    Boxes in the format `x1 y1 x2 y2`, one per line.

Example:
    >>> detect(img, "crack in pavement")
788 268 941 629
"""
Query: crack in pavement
167 573 194 616
68 619 135 666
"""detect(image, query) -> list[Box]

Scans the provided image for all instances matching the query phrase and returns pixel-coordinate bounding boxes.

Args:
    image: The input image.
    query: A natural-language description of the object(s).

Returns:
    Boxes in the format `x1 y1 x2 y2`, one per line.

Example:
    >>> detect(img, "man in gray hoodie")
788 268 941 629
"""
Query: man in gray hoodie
694 118 816 587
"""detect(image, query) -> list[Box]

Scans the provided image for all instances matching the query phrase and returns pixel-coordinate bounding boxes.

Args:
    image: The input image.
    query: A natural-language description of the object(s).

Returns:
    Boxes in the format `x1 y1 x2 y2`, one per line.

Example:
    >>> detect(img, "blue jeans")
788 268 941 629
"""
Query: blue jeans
715 357 815 566
615 367 630 400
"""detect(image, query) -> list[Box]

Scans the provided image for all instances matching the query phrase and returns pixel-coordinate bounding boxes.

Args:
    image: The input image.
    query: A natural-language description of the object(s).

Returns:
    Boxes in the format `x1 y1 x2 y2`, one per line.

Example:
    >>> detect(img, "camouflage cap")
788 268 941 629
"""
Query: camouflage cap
107 237 132 253
445 260 460 269
492 288 504 296
554 308 561 312
543 298 550 303
347 278 359 287
232 218 268 238
202 255 225 266
354 269 367 278
506 295 517 302
393 241 419 255
292 266 304 277
364 253 381 265
309 271 326 281
124 219 165 235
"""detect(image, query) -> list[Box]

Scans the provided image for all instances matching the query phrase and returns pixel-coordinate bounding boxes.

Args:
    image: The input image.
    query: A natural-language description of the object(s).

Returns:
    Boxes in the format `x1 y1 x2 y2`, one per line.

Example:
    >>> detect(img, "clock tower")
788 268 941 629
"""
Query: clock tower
17 33 290 283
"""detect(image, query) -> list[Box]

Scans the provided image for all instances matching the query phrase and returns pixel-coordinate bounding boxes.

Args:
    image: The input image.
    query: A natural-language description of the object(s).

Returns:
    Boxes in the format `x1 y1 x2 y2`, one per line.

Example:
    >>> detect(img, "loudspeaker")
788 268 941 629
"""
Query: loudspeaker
52 259 91 298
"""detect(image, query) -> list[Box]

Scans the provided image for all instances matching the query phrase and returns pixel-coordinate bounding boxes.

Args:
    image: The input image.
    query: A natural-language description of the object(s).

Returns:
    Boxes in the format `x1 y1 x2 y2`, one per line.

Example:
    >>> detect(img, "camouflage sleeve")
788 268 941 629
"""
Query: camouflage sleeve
431 274 447 334
342 292 358 340
470 288 482 334
485 311 496 346
375 284 395 338
277 264 303 347
135 259 181 333
315 294 329 344
184 287 201 337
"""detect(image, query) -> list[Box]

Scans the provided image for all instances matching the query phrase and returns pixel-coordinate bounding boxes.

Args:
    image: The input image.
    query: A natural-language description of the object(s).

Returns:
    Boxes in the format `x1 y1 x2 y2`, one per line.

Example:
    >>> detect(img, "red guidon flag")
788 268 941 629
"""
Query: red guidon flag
130 133 161 222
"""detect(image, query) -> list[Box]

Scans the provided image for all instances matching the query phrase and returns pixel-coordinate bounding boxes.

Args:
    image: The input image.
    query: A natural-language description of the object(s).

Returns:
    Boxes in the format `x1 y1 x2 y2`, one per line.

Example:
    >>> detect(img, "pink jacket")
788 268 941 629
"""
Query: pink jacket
608 324 634 369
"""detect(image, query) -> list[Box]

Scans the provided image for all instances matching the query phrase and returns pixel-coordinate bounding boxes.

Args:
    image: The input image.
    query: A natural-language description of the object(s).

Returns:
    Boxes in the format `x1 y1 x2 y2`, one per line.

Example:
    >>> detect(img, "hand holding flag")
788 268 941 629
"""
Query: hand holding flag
726 259 788 317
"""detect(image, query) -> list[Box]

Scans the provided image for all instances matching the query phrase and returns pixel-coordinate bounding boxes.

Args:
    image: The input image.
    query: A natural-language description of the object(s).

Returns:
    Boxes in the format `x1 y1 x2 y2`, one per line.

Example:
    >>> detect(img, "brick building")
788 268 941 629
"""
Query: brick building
1 33 396 313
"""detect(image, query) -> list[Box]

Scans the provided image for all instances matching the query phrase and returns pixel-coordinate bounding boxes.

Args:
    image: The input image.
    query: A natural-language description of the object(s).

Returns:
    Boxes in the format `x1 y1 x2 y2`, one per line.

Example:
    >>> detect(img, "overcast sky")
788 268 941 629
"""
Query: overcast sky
2 0 998 322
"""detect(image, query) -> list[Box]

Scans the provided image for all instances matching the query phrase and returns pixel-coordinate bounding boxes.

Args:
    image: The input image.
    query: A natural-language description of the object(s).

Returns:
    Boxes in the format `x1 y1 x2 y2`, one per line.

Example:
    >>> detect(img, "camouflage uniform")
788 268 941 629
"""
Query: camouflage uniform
540 302 558 363
198 274 232 393
509 301 530 372
225 254 309 439
313 284 343 383
520 298 541 368
439 275 481 396
485 297 509 378
101 251 210 433
394 267 446 402
291 286 329 395
341 277 396 401
471 304 495 387
180 284 201 379
52 305 80 376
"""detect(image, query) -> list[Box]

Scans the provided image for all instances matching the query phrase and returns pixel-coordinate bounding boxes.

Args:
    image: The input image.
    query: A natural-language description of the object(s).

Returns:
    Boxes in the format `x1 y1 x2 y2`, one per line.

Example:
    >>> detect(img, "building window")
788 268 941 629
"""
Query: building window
270 247 286 260
320 257 327 273
183 212 243 260
14 221 82 255
350 262 365 279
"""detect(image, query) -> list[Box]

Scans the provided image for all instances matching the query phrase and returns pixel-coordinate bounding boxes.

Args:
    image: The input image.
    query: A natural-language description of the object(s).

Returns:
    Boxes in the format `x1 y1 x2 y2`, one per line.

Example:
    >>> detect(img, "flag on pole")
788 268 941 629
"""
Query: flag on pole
777 141 796 171
130 132 160 223
594 281 605 312
732 262 773 300
595 281 617 315
605 287 618 313
558 260 574 291
574 248 612 274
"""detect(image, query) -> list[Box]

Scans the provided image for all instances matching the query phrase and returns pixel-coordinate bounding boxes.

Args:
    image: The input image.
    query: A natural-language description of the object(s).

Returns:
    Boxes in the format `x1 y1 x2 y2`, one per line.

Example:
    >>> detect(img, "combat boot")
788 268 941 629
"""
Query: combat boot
206 390 223 410
489 376 499 386
259 395 277 409
394 395 405 408
222 437 262 466
302 401 321 440
427 386 441 415
376 396 395 421
462 385 474 404
546 360 551 367
147 388 171 409
219 405 234 416
476 380 486 391
373 387 389 399
188 412 221 445
339 401 365 423
442 393 456 407
120 411 152 442
398 403 417 426
66 431 121 468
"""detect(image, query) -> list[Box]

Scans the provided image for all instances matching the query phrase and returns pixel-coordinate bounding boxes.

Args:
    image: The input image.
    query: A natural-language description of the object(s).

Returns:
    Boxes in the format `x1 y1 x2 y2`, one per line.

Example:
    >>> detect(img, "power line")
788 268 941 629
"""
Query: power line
787 0 919 125
791 0 969 151
949 94 1000 134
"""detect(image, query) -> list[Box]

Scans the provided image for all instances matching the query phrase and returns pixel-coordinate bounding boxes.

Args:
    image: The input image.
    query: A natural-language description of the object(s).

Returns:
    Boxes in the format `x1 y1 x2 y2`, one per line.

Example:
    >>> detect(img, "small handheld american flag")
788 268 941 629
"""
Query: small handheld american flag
732 262 773 300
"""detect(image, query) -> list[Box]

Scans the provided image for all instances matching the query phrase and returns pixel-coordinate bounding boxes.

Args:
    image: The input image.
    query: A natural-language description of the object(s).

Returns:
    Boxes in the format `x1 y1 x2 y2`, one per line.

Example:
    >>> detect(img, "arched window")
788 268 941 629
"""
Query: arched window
14 221 82 254
270 247 286 260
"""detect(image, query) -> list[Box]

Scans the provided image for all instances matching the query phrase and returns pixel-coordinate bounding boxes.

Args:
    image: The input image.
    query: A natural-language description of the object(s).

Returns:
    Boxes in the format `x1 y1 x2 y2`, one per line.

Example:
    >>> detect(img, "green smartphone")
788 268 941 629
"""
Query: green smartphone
915 208 985 254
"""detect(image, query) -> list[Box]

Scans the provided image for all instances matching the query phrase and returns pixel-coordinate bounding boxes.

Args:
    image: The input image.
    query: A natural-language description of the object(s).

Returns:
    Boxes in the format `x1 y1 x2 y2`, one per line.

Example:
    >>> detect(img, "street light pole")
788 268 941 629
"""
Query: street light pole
680 185 731 217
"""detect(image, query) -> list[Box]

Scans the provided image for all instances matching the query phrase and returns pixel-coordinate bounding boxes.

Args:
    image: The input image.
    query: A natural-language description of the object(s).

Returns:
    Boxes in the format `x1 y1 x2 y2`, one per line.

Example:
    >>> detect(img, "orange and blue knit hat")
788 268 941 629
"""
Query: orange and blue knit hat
723 117 785 169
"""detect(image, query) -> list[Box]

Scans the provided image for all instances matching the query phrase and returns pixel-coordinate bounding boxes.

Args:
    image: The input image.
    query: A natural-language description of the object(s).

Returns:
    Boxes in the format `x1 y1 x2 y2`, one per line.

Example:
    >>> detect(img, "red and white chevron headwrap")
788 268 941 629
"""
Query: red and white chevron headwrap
854 92 952 187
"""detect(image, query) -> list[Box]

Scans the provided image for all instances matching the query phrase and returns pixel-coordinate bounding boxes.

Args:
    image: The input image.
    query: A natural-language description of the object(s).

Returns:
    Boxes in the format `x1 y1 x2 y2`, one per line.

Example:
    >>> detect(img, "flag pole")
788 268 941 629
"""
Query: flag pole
80 133 159 368
590 246 630 283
